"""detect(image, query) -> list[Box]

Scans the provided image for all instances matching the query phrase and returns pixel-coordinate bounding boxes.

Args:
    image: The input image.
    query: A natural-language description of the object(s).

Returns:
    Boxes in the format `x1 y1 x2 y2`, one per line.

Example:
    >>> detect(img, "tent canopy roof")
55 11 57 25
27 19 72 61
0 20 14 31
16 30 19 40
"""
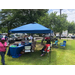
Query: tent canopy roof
9 23 53 33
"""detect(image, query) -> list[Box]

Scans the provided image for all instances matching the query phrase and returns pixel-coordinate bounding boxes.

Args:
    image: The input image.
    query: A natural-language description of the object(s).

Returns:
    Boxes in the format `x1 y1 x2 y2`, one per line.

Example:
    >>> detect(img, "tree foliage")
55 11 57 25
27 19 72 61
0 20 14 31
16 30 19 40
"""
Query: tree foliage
38 12 68 35
67 21 75 34
0 9 75 35
0 9 48 33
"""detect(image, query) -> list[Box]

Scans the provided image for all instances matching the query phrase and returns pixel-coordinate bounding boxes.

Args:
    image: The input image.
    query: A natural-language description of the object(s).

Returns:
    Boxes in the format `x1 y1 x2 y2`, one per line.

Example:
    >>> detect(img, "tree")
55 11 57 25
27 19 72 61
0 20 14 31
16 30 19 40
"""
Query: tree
0 9 48 35
37 13 50 28
38 12 68 38
49 12 58 35
55 14 68 39
0 27 7 33
67 21 75 34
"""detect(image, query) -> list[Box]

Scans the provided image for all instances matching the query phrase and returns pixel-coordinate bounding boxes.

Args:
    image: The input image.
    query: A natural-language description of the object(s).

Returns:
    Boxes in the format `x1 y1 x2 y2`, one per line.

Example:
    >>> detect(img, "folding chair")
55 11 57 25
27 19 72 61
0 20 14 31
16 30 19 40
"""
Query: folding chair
43 46 51 56
60 41 66 47
43 46 51 63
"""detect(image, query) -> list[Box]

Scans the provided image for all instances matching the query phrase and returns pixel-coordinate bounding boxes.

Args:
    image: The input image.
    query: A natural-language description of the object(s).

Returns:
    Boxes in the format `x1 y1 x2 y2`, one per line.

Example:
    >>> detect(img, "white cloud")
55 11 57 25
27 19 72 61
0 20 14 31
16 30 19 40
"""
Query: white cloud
49 9 75 22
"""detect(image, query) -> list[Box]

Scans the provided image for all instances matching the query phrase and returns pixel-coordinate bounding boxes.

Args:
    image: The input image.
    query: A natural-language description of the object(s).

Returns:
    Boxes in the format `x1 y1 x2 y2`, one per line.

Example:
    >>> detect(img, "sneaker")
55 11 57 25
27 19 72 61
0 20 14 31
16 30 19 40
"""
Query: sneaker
2 63 5 65
3 64 5 65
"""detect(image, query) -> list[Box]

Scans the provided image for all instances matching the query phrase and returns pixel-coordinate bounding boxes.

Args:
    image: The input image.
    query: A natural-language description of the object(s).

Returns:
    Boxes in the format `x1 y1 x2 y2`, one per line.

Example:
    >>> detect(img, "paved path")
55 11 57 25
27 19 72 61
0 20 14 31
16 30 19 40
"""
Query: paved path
61 38 74 40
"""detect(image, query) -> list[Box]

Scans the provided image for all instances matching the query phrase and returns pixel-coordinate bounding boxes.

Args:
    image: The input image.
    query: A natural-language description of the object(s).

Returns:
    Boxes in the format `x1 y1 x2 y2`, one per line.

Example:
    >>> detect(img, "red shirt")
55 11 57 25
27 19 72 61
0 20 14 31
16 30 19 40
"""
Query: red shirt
44 44 50 51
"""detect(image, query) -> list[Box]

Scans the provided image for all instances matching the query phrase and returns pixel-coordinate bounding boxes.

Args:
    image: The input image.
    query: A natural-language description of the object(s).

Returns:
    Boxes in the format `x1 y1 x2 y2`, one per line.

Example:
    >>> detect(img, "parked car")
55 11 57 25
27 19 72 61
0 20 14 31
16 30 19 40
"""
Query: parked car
71 35 75 39
33 34 39 37
67 35 71 38
61 35 65 38
15 34 23 40
0 34 3 41
8 34 17 43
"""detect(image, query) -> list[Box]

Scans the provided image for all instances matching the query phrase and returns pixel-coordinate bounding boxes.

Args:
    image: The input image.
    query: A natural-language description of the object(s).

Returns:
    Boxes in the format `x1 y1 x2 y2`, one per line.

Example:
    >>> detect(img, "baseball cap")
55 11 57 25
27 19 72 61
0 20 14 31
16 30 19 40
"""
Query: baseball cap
1 38 5 40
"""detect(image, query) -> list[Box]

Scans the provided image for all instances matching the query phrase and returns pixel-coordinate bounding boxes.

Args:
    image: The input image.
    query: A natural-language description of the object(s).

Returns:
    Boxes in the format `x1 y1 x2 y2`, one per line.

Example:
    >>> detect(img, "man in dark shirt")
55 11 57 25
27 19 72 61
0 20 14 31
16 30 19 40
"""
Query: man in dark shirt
5 34 8 41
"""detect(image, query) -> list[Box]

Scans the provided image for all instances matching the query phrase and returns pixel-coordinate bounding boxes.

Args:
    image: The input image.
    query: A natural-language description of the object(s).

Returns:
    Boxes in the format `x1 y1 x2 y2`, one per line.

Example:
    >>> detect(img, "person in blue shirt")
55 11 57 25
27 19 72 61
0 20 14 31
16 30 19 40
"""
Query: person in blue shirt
54 39 58 45
5 34 8 41
52 39 58 48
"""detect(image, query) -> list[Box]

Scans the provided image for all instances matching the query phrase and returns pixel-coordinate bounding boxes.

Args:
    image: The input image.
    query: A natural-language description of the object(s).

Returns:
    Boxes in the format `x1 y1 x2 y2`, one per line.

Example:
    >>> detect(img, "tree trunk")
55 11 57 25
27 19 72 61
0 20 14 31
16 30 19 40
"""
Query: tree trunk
54 32 56 38
8 24 11 37
8 27 10 37
59 32 61 39
54 33 56 37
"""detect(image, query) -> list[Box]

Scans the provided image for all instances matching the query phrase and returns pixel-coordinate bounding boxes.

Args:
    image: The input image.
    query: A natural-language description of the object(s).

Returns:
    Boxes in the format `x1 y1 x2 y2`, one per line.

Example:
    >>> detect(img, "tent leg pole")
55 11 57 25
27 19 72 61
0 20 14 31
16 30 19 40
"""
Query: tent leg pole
49 32 51 63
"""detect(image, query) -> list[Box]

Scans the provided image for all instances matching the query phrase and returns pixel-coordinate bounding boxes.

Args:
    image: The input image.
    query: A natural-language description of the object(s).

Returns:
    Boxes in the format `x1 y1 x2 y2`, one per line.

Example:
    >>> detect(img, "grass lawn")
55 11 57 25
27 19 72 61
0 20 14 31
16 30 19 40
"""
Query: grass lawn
0 39 75 65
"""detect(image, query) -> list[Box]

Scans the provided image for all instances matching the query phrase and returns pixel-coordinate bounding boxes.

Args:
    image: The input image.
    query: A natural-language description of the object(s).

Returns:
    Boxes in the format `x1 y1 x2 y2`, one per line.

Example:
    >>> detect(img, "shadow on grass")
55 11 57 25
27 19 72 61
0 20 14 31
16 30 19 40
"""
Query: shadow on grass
7 50 57 65
53 44 72 51
50 51 57 65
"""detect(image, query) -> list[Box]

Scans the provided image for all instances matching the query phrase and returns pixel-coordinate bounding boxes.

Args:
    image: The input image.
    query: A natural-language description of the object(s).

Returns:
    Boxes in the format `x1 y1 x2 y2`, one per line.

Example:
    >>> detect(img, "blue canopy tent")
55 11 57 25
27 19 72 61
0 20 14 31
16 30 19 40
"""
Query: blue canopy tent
9 23 53 33
9 23 53 62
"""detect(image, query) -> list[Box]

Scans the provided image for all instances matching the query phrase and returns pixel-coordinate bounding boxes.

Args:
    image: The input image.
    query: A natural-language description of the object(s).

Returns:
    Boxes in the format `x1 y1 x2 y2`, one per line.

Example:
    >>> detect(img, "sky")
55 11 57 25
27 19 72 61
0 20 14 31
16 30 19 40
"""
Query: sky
48 9 75 22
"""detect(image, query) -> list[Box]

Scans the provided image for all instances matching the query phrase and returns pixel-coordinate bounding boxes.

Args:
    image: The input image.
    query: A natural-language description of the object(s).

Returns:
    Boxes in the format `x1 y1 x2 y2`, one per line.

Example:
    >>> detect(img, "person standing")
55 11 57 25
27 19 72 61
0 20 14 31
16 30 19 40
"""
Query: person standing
24 35 29 44
0 38 7 65
31 39 36 52
5 34 9 45
30 35 33 40
5 34 8 41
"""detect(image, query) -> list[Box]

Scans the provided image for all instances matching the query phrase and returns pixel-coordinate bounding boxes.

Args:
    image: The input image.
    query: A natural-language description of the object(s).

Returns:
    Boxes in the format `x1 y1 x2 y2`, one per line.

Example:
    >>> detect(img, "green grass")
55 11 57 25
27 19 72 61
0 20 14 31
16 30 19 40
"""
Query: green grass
0 39 75 65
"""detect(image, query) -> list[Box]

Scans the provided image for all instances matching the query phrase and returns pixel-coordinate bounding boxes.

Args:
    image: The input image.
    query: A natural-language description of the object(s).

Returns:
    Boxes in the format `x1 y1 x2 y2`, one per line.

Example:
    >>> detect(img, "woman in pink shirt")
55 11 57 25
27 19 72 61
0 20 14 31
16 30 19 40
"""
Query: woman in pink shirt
0 38 7 65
